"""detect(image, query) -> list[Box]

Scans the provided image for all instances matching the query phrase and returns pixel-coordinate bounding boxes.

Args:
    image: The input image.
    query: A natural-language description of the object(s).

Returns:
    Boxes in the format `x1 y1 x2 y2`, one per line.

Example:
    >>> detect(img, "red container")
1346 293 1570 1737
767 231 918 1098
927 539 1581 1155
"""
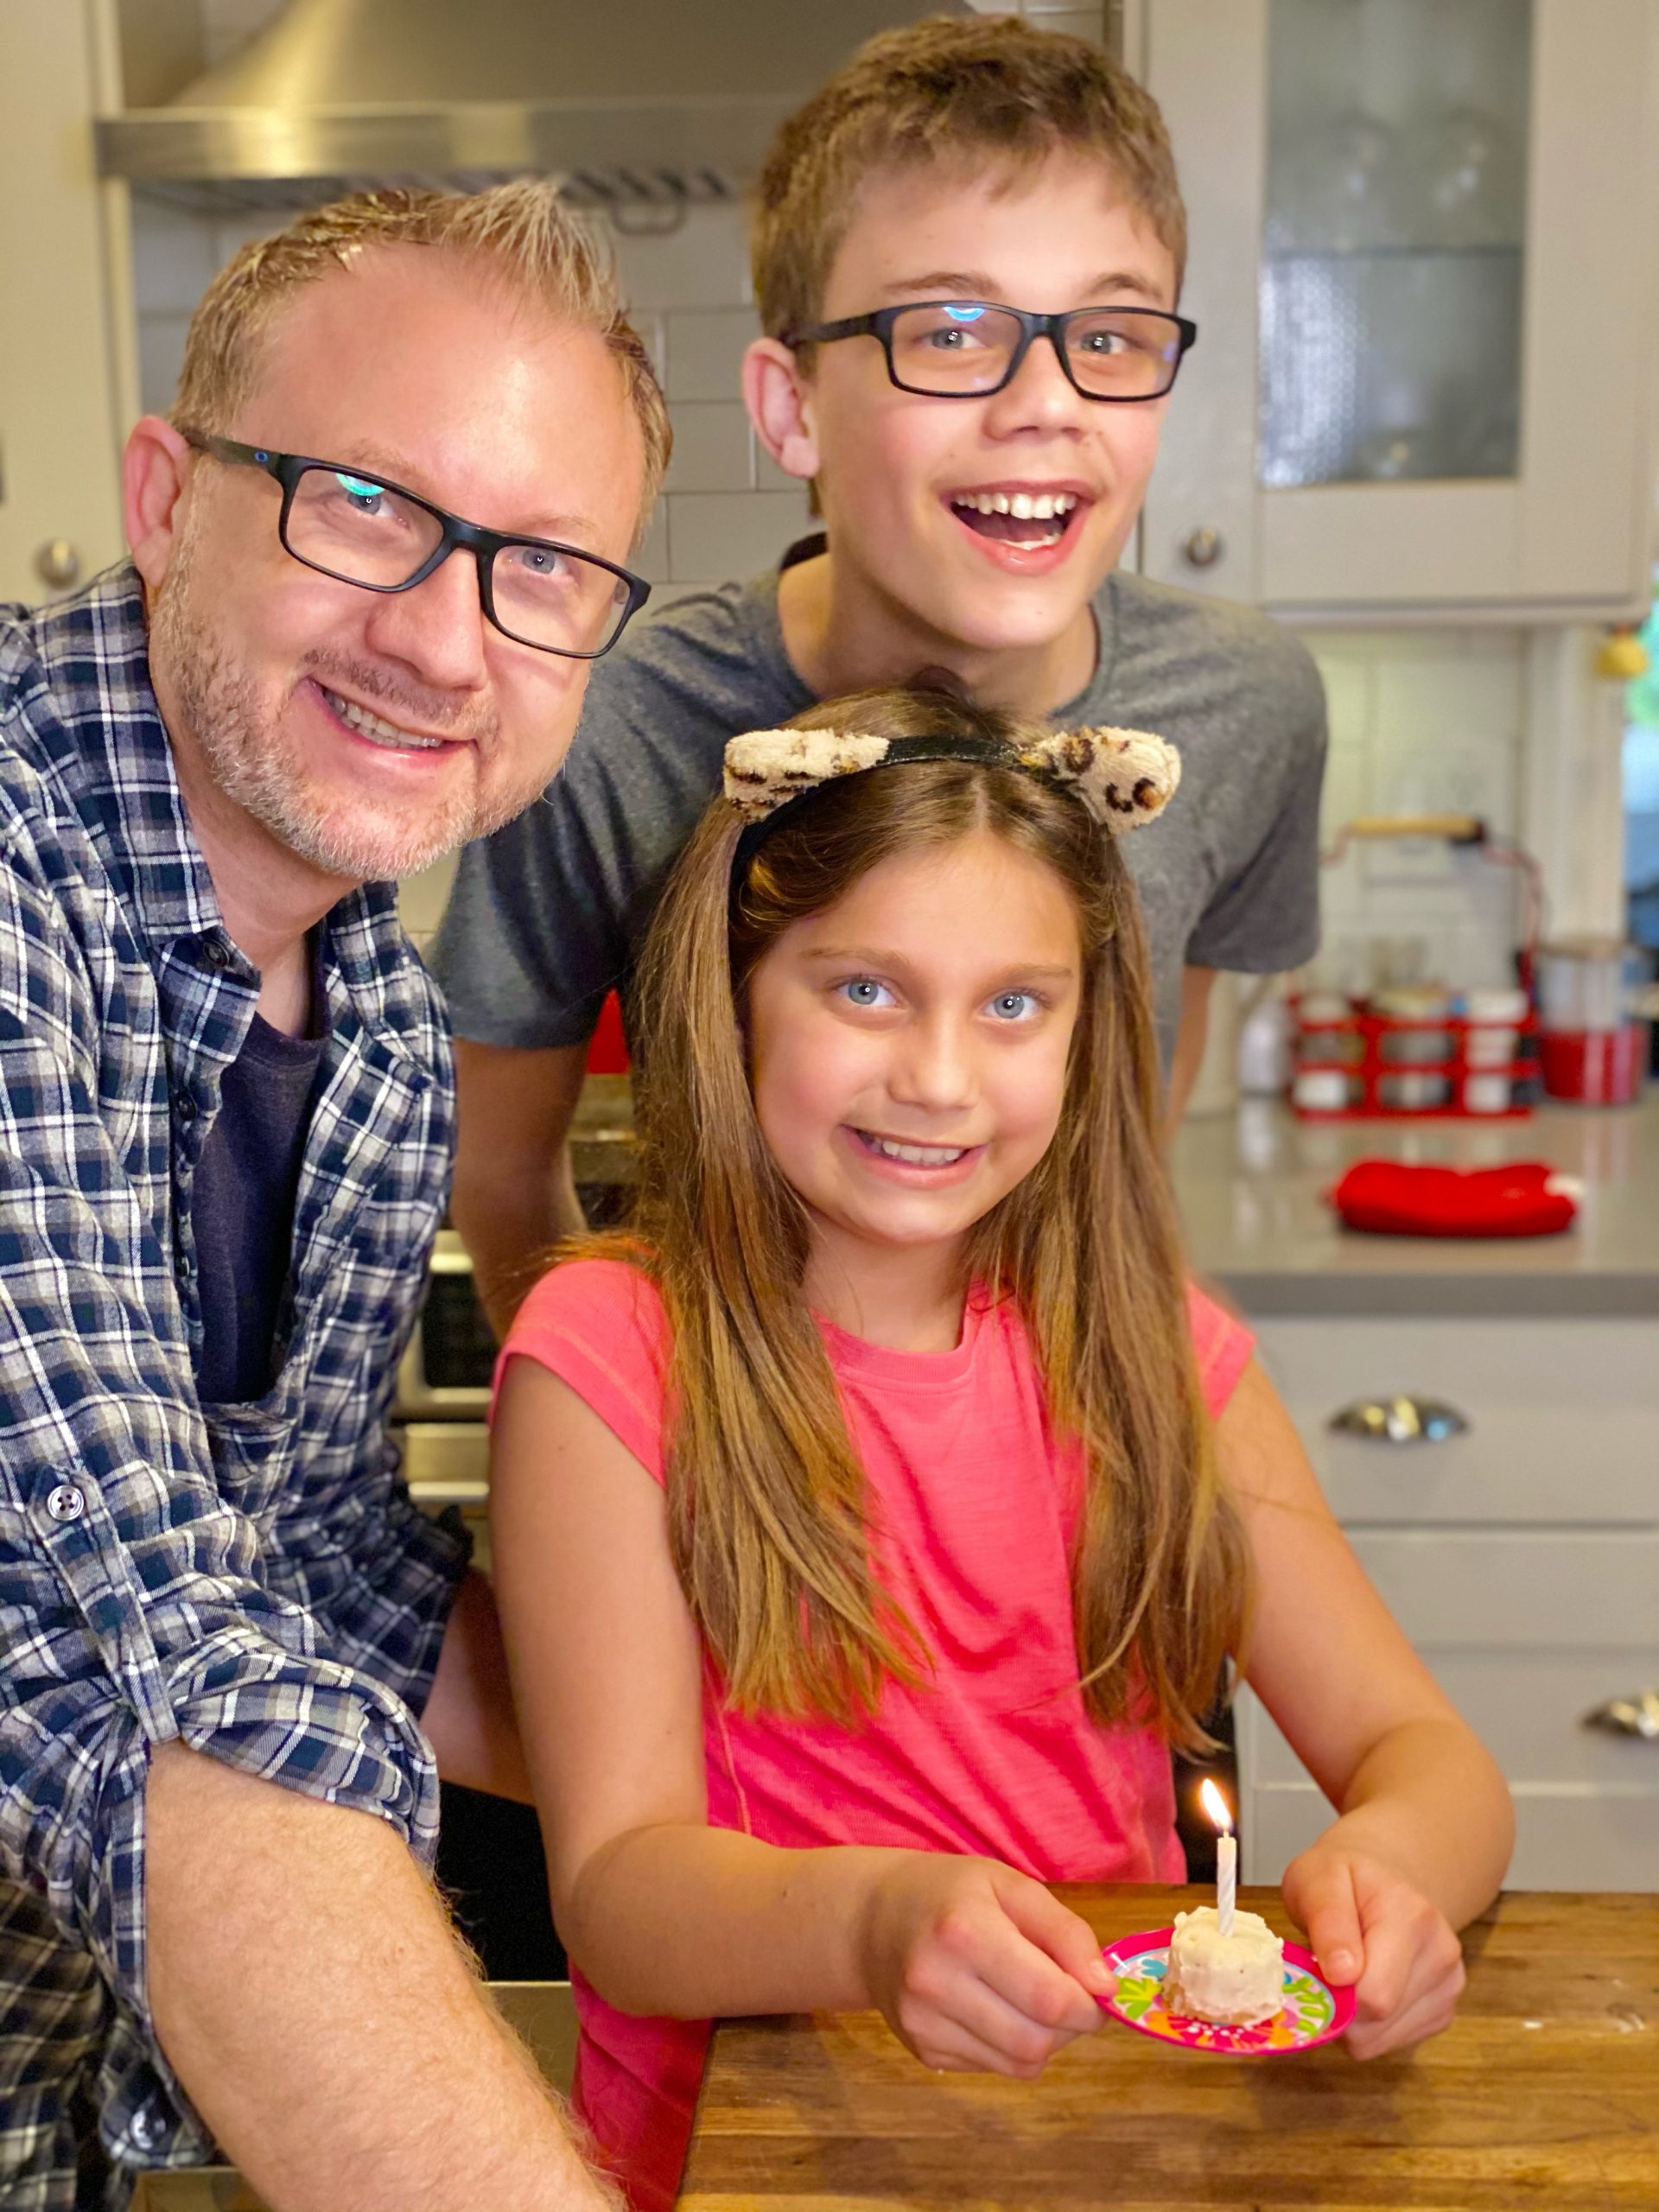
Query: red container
584 989 631 1074
1289 997 1537 1120
1539 1024 1647 1105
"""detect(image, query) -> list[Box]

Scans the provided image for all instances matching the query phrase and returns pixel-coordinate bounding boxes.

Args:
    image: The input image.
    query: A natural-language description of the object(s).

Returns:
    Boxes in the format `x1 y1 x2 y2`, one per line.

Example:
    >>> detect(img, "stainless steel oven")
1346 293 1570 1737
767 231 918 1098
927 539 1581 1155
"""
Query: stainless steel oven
396 1086 637 1539
397 1228 495 1418
395 1228 495 1546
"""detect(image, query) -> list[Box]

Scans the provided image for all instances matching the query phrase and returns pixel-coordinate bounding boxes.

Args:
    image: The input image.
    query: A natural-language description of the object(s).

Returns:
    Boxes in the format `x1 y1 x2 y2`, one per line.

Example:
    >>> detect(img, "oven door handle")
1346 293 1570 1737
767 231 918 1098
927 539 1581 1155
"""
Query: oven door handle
407 1477 490 1510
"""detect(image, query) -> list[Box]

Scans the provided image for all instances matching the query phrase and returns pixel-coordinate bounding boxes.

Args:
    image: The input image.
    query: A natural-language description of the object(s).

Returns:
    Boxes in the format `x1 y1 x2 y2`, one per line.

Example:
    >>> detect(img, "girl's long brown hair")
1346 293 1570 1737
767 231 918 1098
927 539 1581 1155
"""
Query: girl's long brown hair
585 687 1249 1745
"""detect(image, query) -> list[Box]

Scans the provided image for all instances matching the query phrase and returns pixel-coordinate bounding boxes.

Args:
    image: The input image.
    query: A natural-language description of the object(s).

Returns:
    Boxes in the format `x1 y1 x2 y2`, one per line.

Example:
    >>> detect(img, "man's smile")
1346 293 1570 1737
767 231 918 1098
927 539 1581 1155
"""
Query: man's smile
317 682 457 752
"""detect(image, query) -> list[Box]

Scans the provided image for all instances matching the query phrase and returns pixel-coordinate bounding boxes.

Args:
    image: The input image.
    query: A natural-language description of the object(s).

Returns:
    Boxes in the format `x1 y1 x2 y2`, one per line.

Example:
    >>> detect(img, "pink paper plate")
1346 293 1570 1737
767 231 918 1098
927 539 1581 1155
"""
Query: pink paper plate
1097 1925 1356 2056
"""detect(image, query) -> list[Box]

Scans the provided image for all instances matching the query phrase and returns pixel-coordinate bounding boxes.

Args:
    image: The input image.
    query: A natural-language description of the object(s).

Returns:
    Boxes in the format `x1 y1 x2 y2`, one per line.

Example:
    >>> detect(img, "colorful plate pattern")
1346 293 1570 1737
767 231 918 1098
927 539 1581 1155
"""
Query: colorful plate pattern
1098 1925 1356 2056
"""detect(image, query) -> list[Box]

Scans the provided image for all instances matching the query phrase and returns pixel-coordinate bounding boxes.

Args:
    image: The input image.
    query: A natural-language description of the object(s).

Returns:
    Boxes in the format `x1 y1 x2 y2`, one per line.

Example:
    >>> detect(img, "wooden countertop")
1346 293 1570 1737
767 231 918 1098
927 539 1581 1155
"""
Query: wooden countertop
680 1884 1659 2210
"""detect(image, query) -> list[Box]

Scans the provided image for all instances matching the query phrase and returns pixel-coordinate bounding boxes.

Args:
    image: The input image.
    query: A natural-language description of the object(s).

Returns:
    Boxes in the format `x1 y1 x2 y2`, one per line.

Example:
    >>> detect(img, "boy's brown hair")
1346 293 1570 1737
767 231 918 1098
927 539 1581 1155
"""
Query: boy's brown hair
752 13 1186 343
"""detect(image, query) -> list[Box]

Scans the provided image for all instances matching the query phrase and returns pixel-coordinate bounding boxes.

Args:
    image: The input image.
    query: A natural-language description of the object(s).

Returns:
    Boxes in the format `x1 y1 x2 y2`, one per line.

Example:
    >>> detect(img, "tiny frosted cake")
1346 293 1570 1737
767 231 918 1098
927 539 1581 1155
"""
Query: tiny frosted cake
1163 1906 1286 2025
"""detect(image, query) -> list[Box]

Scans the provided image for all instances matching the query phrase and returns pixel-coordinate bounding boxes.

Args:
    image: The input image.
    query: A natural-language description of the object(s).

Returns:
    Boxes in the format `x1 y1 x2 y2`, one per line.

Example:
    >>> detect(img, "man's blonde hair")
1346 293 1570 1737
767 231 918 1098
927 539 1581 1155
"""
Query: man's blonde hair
173 180 671 512
753 14 1186 342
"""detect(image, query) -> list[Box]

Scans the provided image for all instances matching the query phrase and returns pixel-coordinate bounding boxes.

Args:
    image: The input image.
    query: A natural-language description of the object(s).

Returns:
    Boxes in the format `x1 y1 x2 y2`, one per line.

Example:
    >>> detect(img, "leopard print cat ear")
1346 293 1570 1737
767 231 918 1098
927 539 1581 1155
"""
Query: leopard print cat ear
721 722 1182 837
1015 726 1181 833
722 728 894 819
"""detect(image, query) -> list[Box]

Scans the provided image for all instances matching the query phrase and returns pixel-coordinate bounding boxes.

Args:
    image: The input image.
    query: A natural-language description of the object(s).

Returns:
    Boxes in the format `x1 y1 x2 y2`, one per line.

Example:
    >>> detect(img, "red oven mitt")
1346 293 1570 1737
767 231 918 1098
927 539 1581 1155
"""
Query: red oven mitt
1326 1160 1580 1237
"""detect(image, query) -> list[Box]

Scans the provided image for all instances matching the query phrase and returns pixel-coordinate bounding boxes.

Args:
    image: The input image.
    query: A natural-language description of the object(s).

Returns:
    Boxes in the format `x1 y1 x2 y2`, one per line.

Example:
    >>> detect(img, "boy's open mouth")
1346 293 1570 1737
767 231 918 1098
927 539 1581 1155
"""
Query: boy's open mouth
947 487 1084 552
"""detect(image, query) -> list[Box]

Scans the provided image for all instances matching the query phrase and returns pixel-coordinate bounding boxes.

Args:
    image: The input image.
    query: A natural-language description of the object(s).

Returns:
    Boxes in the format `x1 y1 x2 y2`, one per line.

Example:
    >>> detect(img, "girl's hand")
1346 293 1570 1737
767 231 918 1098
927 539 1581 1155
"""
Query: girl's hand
857 1854 1116 2077
1282 1842 1467 2059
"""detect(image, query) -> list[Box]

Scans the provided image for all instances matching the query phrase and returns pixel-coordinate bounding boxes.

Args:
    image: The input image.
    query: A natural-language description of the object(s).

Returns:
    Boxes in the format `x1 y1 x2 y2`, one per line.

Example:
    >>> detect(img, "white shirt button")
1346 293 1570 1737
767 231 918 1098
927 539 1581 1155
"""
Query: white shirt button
130 2100 168 2149
46 1483 86 1522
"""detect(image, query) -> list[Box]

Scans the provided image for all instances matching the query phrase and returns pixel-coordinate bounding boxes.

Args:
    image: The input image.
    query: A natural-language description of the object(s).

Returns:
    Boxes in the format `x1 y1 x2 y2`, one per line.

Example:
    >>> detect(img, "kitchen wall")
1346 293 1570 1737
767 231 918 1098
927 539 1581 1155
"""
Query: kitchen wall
141 0 1530 989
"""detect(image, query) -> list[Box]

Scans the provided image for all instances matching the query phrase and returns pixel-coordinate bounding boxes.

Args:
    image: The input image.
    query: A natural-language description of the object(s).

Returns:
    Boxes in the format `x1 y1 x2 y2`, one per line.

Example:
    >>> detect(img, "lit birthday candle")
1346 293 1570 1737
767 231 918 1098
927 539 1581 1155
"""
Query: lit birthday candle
1199 1777 1236 1937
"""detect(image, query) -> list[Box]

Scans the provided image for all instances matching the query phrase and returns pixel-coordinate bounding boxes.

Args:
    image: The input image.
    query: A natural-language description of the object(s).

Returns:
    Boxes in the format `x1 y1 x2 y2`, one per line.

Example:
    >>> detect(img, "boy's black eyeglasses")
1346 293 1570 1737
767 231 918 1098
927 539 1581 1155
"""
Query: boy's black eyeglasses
783 301 1198 403
180 430 651 659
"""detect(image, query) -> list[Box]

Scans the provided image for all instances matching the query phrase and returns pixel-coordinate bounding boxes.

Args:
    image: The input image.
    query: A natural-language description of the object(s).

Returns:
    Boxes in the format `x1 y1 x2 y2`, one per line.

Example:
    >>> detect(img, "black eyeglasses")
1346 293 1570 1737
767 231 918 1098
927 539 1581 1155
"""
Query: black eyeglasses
784 301 1198 403
181 431 651 659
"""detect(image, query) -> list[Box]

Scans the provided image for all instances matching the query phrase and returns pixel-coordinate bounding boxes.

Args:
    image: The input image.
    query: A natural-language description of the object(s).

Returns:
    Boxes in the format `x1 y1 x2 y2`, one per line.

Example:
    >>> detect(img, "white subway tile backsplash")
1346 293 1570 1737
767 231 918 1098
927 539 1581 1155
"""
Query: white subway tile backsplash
751 429 803 493
664 404 753 496
131 199 219 315
1318 734 1371 848
664 308 760 403
611 205 751 313
137 311 191 416
632 505 671 588
211 210 283 263
667 491 811 583
1294 623 1527 987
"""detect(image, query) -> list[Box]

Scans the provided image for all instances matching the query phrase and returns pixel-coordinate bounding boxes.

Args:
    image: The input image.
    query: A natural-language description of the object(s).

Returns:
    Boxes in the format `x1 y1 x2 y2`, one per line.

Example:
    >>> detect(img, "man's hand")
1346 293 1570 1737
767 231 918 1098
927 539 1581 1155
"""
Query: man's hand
856 1854 1116 2077
1282 1841 1467 2060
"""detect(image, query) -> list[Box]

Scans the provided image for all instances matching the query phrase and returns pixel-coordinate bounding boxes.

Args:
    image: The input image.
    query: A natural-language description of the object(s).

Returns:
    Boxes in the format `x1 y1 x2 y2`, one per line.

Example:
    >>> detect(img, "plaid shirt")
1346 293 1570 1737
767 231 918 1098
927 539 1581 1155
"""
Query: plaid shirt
0 568 467 2209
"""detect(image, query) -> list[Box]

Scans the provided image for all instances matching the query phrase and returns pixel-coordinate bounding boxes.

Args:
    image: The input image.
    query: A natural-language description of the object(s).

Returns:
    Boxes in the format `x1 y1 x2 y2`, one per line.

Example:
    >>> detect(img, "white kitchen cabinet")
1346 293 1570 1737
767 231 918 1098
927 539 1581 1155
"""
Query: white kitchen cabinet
1237 1314 1659 1891
0 2 134 608
1138 0 1658 620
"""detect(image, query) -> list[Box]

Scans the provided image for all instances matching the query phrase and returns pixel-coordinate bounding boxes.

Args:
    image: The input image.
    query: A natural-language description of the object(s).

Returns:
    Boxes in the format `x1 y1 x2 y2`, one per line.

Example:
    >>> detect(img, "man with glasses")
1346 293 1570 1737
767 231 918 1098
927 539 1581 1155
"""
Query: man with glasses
0 183 661 2210
434 17 1329 1340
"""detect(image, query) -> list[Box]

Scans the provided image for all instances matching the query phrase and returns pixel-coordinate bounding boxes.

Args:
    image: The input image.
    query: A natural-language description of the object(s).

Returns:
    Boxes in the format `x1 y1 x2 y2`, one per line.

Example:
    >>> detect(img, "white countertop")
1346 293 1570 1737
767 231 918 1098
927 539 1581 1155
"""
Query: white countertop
1172 1093 1659 1316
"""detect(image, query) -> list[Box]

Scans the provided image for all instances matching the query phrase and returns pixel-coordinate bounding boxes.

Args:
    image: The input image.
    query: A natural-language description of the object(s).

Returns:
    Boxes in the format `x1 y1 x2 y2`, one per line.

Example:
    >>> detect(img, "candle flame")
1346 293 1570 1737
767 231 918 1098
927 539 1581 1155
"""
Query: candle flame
1198 1777 1234 1834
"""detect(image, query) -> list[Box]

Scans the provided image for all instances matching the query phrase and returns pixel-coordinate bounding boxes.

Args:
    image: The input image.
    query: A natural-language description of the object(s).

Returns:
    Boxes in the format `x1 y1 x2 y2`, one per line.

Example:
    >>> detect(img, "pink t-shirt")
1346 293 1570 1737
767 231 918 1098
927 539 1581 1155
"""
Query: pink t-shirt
498 1261 1253 2209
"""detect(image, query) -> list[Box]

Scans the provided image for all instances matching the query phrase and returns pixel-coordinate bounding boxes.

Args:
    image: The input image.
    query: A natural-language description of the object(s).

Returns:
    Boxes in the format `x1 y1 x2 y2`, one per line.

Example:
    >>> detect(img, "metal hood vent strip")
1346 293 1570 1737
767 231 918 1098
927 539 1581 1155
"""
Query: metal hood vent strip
99 0 972 211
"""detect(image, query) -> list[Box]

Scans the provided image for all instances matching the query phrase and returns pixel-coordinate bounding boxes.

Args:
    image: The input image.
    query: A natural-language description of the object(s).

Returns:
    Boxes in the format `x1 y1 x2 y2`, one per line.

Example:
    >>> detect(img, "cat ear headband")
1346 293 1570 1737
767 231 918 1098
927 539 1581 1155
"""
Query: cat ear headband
724 724 1181 875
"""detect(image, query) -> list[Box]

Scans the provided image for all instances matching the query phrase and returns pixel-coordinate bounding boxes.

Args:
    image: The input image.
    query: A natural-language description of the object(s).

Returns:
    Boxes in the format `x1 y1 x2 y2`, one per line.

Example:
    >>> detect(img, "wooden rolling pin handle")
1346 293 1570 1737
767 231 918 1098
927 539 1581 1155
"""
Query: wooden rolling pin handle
1344 813 1485 842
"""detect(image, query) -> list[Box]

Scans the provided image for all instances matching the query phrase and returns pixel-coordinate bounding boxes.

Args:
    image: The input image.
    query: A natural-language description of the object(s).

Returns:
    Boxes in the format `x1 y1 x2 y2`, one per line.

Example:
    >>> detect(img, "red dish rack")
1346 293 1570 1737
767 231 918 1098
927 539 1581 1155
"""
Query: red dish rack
1292 1000 1540 1120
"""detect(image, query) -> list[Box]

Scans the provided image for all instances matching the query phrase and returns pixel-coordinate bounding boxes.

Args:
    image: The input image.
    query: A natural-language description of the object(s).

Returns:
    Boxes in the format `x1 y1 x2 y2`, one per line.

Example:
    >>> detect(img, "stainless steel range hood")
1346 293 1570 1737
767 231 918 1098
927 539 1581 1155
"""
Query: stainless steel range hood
98 0 974 213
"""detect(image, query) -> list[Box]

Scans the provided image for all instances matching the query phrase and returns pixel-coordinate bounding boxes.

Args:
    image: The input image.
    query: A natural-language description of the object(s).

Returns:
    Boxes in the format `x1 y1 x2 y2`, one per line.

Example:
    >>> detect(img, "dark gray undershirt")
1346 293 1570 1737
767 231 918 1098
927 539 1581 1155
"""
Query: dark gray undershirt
192 954 328 1405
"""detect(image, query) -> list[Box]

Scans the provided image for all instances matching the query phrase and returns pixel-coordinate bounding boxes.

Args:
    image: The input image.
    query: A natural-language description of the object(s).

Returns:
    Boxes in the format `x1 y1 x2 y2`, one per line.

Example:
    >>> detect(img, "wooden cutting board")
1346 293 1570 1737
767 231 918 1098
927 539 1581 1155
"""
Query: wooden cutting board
680 1883 1659 2209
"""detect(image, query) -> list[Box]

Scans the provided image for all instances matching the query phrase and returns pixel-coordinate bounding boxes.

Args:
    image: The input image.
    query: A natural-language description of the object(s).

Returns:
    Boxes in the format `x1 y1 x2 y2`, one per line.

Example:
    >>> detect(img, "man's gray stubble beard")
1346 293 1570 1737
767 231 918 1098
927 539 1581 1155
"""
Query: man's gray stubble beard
149 531 527 885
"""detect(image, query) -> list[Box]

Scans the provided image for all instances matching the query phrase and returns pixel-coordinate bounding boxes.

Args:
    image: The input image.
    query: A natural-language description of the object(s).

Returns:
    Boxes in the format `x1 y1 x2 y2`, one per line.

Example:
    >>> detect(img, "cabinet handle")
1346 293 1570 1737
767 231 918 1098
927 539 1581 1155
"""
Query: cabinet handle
1328 1396 1469 1444
35 539 81 590
1581 1689 1659 1741
1179 524 1224 569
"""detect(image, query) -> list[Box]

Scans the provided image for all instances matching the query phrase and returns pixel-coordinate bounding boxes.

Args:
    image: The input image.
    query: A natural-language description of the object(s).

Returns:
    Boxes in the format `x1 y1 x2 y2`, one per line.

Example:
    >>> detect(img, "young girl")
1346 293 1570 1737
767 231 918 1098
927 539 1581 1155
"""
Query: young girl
489 689 1512 2208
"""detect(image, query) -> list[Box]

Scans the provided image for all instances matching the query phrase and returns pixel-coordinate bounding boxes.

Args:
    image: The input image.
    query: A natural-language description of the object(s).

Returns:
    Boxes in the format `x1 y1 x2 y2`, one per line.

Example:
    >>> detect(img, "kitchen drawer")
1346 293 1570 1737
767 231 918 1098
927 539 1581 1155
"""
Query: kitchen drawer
1251 1317 1659 1524
1243 1654 1659 1790
1344 1530 1659 1649
1243 1780 1659 1894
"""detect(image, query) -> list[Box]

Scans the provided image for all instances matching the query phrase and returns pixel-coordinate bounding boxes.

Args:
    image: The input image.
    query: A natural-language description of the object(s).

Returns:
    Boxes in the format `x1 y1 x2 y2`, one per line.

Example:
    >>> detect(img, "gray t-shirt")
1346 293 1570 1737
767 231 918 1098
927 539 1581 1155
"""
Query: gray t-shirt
433 560 1327 1065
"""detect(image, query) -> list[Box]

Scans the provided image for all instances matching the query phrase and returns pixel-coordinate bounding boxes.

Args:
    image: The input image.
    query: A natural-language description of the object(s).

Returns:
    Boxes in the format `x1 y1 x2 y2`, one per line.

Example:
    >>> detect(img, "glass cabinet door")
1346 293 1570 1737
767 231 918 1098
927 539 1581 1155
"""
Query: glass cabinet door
1259 0 1530 492
1138 0 1653 616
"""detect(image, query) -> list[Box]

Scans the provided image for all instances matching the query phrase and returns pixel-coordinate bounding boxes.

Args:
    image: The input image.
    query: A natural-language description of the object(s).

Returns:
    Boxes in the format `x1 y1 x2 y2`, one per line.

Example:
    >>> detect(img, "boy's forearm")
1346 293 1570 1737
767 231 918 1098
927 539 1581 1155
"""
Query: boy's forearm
565 1824 901 2020
451 1144 586 1342
147 1742 615 2212
1325 1717 1514 1929
450 1038 592 1341
423 1567 534 1803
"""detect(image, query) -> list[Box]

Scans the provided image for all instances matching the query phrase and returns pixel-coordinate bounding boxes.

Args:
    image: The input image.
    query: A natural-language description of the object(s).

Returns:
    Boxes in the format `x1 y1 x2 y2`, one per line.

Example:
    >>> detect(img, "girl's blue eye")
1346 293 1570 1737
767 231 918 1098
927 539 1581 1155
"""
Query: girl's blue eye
988 990 1039 1022
839 977 893 1008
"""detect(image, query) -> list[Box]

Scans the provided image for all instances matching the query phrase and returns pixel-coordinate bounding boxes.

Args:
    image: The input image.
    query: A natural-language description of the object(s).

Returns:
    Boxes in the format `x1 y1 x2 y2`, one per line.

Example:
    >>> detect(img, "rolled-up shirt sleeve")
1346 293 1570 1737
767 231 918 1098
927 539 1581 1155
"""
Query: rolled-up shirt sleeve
0 867 442 2104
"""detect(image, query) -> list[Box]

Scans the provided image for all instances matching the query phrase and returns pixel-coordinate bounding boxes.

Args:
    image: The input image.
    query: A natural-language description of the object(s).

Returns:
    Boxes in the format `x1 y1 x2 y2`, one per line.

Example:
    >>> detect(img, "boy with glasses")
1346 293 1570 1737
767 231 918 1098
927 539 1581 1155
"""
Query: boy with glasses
435 16 1328 1338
